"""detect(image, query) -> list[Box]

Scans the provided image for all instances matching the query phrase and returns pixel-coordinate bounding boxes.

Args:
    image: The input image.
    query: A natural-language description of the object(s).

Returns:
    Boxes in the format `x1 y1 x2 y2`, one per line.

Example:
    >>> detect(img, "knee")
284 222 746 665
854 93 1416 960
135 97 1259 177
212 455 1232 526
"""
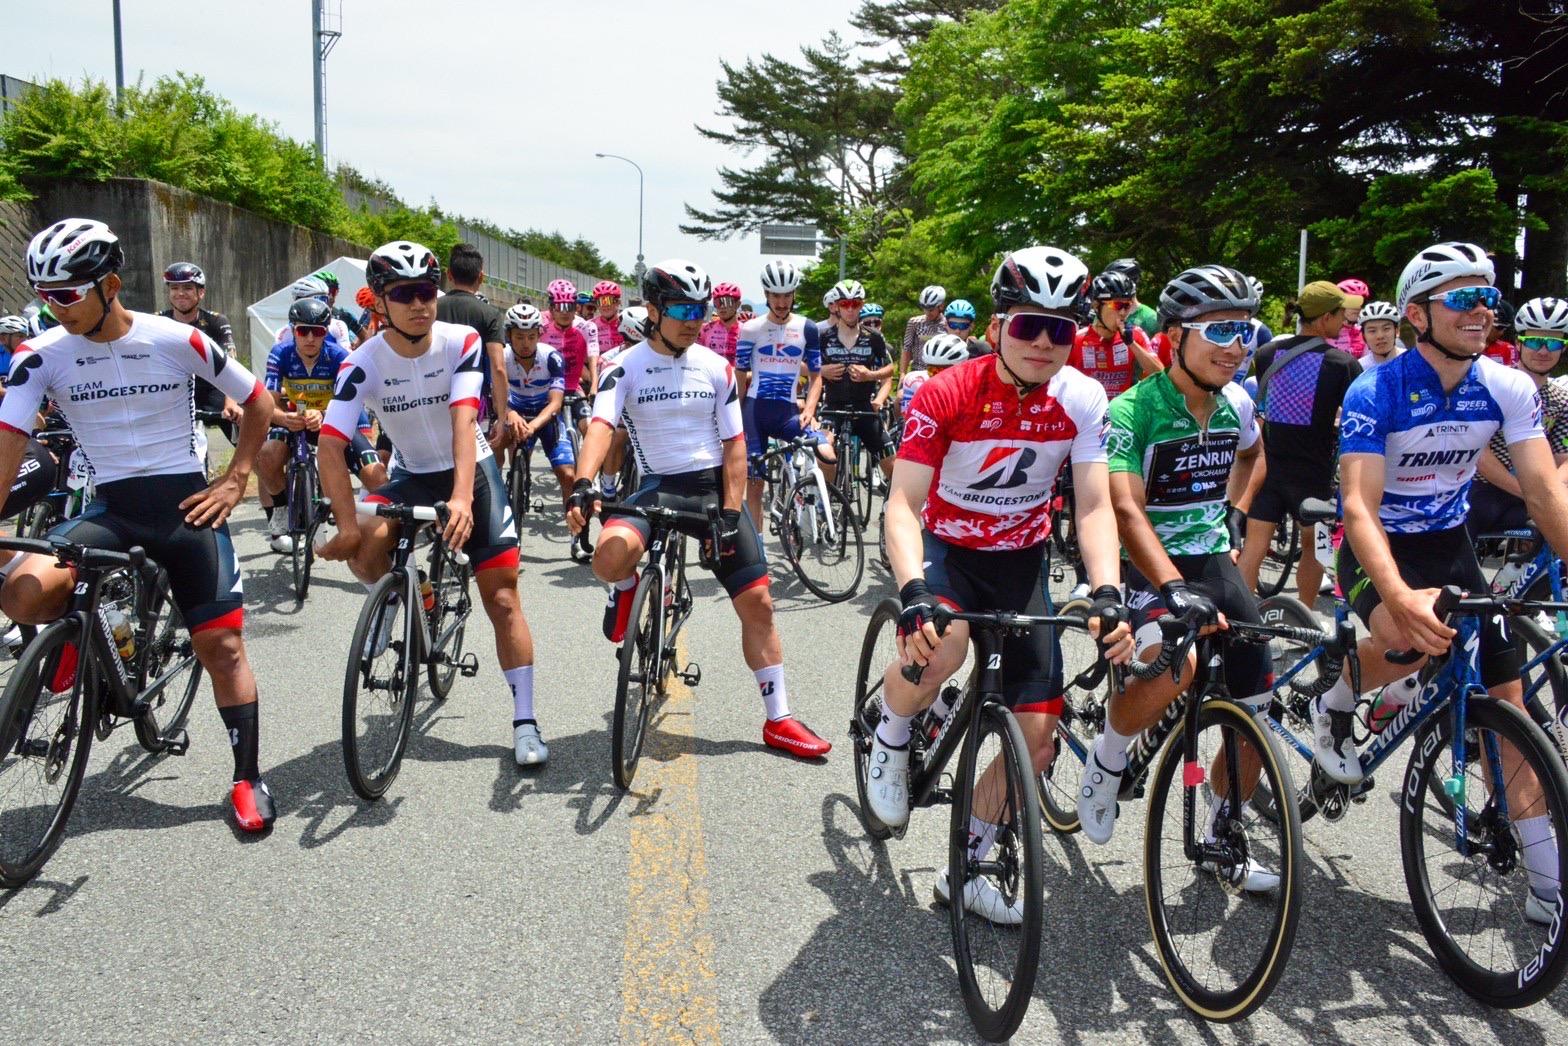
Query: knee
194 631 247 679
735 586 774 625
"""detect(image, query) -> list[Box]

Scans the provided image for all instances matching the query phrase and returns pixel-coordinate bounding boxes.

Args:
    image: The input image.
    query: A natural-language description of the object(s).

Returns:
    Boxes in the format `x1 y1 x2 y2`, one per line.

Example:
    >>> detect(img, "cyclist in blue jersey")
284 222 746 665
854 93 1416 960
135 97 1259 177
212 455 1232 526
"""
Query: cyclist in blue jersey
1328 242 1568 924
499 303 576 510
739 259 832 530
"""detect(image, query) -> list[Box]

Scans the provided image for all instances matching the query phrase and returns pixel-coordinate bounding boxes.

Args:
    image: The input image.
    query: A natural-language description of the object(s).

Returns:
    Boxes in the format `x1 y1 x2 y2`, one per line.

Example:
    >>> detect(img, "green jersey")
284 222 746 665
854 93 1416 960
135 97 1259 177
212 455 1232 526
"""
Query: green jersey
1106 370 1259 555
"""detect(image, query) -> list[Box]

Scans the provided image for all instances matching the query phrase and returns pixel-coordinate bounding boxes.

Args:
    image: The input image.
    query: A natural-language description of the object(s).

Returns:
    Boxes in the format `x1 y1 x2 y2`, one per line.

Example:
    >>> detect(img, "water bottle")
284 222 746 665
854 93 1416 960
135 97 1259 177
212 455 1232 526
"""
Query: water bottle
418 571 435 613
1368 673 1419 734
104 605 135 661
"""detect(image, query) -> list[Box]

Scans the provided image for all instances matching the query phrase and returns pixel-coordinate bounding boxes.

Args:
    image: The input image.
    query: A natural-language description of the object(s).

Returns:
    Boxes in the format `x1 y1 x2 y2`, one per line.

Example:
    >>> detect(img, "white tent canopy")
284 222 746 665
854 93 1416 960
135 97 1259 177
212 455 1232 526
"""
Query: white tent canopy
245 256 367 365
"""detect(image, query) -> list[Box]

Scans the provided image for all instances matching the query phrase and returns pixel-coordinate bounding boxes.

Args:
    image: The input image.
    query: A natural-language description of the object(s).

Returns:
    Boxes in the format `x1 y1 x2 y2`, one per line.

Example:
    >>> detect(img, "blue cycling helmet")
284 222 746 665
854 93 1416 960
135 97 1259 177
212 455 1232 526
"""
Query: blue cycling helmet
944 299 977 321
860 302 884 320
575 292 593 306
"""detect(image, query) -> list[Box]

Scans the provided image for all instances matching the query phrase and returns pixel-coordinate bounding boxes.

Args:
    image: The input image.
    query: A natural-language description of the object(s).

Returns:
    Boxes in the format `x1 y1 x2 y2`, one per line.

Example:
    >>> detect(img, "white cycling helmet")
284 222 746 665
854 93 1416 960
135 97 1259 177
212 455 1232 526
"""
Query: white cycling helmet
26 218 124 285
822 287 843 309
504 303 543 332
921 332 970 368
918 285 947 308
0 314 30 336
366 240 442 293
1358 300 1400 326
1396 241 1494 312
1246 274 1264 301
619 305 649 343
832 279 866 301
759 259 802 293
1516 296 1568 335
990 246 1090 313
289 275 330 301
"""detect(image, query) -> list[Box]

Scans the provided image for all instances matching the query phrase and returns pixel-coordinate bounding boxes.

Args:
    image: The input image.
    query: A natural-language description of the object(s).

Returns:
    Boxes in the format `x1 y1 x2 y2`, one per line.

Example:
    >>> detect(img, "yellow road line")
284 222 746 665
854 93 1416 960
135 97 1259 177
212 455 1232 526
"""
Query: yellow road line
622 635 721 1045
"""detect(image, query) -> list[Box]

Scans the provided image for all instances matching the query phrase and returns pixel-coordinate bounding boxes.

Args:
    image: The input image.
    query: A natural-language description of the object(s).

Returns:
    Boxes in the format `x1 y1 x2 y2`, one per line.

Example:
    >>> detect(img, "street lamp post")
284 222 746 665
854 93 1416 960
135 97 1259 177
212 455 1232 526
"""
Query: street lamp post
595 152 645 291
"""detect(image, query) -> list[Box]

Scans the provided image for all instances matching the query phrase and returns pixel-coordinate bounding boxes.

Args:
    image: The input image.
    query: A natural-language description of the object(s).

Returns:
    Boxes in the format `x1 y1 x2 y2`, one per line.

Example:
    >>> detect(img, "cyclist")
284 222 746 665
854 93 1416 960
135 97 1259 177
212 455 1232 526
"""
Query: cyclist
1329 278 1370 358
819 286 844 339
594 305 647 500
900 285 946 374
257 297 386 553
541 278 600 431
277 275 354 348
1328 243 1568 923
819 279 896 500
311 269 364 347
1076 265 1281 892
316 241 544 767
436 244 509 446
1485 299 1520 368
1069 269 1163 397
355 285 385 339
0 314 30 378
575 291 595 321
737 260 830 530
1357 301 1404 370
499 303 577 512
591 280 624 355
1237 280 1362 604
0 219 279 831
1104 258 1160 337
859 302 884 336
737 300 757 323
866 245 1133 922
699 281 742 363
941 299 991 359
899 332 967 417
159 262 244 450
567 258 831 761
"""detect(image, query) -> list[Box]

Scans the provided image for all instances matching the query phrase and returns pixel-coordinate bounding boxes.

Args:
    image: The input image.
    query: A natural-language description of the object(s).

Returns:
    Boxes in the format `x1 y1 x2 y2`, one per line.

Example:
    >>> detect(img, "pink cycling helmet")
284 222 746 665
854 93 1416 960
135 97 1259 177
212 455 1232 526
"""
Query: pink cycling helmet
1337 277 1370 299
547 278 578 305
712 281 743 301
592 280 621 299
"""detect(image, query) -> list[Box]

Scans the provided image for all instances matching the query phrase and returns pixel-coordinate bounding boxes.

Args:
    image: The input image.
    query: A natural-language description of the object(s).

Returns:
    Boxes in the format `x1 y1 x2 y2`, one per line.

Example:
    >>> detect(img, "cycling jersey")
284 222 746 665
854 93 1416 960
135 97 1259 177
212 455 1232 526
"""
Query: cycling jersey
591 342 742 478
266 334 372 432
1253 336 1361 490
736 314 821 401
1484 339 1519 368
159 307 236 413
901 314 943 363
698 317 739 364
1339 351 1543 534
592 316 624 355
322 320 490 474
1360 348 1404 371
899 369 930 415
820 325 891 408
1487 375 1568 472
898 356 1108 551
0 312 263 485
541 314 599 393
504 345 566 415
1069 325 1150 397
1106 369 1259 555
1329 323 1367 359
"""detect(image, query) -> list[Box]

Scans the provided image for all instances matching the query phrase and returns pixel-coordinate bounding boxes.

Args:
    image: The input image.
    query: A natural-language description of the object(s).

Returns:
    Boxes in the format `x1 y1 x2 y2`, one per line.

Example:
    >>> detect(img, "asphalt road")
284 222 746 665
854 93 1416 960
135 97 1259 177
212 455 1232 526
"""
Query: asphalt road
2 493 1567 1044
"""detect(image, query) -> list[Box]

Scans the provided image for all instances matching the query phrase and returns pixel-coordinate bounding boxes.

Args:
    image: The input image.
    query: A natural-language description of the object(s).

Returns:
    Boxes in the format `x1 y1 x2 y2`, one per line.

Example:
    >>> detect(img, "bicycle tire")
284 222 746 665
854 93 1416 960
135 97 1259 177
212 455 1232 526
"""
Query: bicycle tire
612 570 660 791
426 546 471 701
1039 599 1100 835
1400 695 1568 1007
131 571 203 752
24 500 59 540
783 475 864 603
1144 698 1303 1021
0 618 95 888
851 597 900 841
342 574 415 801
288 462 311 603
1515 614 1568 762
1256 516 1299 598
508 449 529 522
854 444 875 527
950 701 1044 1041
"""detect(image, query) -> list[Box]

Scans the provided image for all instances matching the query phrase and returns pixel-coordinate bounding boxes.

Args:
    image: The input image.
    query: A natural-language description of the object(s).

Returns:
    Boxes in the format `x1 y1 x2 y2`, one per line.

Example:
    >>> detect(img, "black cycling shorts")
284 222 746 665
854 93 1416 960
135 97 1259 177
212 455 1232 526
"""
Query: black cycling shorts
922 533 1064 715
822 406 893 459
268 426 379 475
51 473 244 633
363 455 519 572
1248 474 1333 526
1465 481 1530 541
603 467 769 599
1125 553 1271 705
1 439 57 521
1337 524 1518 688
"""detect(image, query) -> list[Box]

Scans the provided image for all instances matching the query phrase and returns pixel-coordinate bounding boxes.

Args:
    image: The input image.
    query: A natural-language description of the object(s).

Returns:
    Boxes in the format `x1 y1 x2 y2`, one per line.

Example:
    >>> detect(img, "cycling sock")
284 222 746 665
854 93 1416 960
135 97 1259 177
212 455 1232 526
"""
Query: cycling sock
1203 792 1230 843
928 687 956 724
876 708 914 748
756 663 789 720
263 505 274 522
967 815 999 865
219 701 260 782
1318 674 1356 714
608 575 637 597
1517 815 1561 899
506 665 535 724
1094 723 1135 773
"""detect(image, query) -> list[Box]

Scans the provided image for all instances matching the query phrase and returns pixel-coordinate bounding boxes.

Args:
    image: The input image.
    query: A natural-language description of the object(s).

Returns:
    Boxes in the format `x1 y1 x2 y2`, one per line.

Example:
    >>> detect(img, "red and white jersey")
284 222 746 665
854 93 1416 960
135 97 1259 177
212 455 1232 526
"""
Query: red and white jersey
591 342 743 477
1069 325 1150 397
0 311 263 484
897 356 1109 551
323 320 490 474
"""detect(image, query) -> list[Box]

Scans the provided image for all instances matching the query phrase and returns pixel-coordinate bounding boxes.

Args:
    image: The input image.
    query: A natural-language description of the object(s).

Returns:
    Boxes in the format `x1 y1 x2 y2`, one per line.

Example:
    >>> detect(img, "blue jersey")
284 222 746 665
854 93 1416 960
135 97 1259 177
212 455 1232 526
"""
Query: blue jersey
504 344 566 415
736 314 821 402
1339 350 1543 534
267 335 371 432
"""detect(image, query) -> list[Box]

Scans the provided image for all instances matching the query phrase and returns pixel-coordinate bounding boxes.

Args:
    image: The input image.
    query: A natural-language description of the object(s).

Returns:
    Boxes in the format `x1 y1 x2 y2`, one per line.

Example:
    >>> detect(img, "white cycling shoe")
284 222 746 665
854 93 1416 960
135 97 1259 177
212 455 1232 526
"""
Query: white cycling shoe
934 868 1023 926
1199 854 1281 894
513 722 549 767
267 514 295 554
866 734 910 830
1311 702 1364 785
1076 748 1122 845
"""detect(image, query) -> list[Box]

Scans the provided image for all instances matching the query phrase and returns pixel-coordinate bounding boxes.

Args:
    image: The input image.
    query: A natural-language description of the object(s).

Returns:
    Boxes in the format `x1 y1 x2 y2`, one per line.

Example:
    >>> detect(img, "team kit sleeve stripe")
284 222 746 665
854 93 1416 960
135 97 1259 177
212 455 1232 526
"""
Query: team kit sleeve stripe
319 423 354 444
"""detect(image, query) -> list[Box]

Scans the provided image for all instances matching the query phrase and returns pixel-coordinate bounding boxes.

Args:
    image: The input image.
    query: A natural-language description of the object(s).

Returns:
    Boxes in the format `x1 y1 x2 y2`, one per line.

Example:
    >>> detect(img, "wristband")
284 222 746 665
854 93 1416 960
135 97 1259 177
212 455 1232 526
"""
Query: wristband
899 579 933 607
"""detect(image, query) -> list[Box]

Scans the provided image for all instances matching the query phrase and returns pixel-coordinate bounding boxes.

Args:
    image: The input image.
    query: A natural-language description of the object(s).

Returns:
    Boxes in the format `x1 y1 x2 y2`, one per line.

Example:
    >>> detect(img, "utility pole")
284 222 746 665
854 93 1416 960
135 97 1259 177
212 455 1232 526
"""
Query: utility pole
837 140 848 281
112 0 125 108
311 1 342 166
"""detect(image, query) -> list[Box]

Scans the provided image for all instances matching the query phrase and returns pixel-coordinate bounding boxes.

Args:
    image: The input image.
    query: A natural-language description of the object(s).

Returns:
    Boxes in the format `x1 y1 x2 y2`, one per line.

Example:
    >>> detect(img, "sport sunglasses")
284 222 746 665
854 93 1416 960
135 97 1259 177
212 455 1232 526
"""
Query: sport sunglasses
1520 335 1567 353
946 319 973 331
838 298 865 311
1181 319 1255 346
293 324 329 338
384 282 438 305
1425 286 1502 312
662 302 710 322
1000 313 1078 345
33 280 99 307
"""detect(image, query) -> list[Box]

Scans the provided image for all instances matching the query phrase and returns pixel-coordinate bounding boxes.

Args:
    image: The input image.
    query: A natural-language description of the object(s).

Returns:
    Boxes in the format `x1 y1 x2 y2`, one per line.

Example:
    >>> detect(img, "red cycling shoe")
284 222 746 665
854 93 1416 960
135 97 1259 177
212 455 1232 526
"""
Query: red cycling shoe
230 778 276 833
764 716 831 759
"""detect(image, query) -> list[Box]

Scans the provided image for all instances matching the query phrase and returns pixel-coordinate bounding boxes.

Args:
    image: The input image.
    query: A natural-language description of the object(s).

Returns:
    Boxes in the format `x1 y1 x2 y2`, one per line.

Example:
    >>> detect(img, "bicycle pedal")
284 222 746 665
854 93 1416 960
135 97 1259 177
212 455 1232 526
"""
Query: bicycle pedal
161 729 190 756
679 662 701 687
457 653 480 678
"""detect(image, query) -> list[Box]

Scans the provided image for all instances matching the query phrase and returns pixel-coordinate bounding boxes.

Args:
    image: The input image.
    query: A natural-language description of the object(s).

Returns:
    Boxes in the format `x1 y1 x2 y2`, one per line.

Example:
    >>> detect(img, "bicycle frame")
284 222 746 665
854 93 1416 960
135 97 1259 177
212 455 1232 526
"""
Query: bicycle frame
285 428 320 533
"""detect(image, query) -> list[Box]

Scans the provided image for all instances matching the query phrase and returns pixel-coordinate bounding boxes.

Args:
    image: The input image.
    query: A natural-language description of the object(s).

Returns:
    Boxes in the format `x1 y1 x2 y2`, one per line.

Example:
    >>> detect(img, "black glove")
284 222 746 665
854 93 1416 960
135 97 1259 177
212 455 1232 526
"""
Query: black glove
1226 505 1248 551
1122 323 1138 349
897 579 940 641
567 478 598 519
1160 580 1217 626
1089 585 1126 646
717 508 742 558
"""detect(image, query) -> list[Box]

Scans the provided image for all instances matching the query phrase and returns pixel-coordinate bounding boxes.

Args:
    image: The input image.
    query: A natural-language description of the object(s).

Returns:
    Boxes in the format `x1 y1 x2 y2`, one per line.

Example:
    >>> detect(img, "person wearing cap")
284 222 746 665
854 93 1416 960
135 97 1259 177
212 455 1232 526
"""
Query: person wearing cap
1237 280 1361 604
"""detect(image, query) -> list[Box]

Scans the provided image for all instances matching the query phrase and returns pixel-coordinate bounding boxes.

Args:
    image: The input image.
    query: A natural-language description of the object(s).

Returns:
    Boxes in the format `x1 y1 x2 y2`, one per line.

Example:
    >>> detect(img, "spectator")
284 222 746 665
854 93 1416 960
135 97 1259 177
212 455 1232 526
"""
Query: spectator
437 243 509 445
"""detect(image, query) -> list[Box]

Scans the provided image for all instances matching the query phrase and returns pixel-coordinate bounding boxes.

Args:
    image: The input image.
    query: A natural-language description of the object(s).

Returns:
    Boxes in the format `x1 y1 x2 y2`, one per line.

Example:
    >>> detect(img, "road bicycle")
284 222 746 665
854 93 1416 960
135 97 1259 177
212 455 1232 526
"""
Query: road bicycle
819 408 881 529
754 434 863 602
279 426 332 604
0 535 202 887
341 501 478 800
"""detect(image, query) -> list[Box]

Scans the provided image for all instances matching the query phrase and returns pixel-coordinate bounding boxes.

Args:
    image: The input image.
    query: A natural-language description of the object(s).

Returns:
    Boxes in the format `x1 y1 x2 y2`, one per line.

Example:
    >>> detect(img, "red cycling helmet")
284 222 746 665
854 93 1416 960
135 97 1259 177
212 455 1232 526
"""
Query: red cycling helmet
354 285 376 309
1337 277 1370 299
592 280 621 300
712 281 743 301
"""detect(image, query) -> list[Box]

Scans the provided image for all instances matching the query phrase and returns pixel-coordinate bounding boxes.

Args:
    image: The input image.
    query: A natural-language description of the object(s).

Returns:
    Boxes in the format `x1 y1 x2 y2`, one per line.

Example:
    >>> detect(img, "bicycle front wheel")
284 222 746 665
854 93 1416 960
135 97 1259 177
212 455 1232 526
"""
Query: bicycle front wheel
782 476 863 603
1039 599 1103 835
1144 698 1303 1021
949 701 1044 1042
1401 695 1568 1007
342 574 415 801
0 618 95 888
612 571 661 791
851 597 900 840
289 464 312 603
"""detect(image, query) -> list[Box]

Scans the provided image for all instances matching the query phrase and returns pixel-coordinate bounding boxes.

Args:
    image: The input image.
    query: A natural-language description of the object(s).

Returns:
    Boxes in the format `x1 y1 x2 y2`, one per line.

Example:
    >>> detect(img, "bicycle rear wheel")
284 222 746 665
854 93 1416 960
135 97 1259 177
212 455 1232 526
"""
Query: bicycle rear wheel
851 597 900 840
1144 698 1303 1021
131 570 202 752
1401 695 1568 1007
0 618 95 888
1515 614 1568 762
612 570 661 791
342 575 415 800
288 462 312 603
426 546 471 701
781 476 863 603
949 701 1044 1042
1256 517 1299 598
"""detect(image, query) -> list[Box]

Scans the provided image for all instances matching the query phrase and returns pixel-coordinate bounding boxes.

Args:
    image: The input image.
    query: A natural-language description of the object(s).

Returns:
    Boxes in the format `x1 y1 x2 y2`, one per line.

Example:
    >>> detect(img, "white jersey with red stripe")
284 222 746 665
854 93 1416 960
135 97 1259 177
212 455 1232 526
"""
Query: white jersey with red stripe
0 311 263 484
591 341 742 477
896 356 1109 551
323 320 489 474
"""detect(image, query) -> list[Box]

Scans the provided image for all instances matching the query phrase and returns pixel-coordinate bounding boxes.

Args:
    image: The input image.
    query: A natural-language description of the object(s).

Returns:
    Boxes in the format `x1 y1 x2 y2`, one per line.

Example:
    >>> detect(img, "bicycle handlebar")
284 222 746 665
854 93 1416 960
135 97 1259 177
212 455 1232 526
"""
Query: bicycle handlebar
1385 584 1568 665
353 501 471 565
0 535 146 572
899 602 1096 684
755 434 823 463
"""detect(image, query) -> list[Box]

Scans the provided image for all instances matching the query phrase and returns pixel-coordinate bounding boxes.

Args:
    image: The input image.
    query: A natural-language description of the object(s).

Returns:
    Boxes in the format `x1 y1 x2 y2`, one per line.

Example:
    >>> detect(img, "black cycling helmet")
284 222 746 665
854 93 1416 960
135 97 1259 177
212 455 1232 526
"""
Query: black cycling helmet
1090 270 1138 301
163 261 206 286
1493 297 1517 333
1104 257 1141 286
288 297 334 327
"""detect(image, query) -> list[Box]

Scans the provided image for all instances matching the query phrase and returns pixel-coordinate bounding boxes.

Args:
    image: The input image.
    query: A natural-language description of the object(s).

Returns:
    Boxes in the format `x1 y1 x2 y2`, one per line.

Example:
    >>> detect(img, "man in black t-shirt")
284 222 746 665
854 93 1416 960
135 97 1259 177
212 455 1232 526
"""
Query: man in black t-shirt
820 287 896 493
436 243 509 445
160 261 241 444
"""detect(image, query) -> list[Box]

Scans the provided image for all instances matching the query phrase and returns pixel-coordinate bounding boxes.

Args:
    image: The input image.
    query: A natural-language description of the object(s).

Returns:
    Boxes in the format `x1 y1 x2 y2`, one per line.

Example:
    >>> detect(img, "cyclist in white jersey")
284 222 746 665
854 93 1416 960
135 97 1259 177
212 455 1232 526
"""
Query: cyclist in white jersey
316 242 545 767
594 305 647 500
568 259 831 760
0 219 280 832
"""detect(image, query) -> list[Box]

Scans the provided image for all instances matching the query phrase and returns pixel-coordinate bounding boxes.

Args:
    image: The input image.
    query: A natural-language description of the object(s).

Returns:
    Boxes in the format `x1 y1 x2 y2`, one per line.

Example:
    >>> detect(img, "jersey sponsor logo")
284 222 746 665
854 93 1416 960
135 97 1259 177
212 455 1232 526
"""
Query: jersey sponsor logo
1396 447 1480 468
120 352 149 361
1342 411 1378 439
1145 432 1240 506
1410 402 1436 418
67 381 185 401
634 388 713 405
902 408 939 443
381 392 450 414
1455 399 1487 410
971 446 1038 491
1422 423 1469 437
75 353 109 367
334 365 368 401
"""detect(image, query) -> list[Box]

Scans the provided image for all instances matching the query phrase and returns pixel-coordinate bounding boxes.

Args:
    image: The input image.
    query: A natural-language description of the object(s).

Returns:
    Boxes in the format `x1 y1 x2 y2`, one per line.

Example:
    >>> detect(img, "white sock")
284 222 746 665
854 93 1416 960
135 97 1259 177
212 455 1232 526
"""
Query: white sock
605 575 637 603
1204 792 1231 843
506 665 534 725
929 687 956 723
967 815 1000 864
756 664 790 720
1517 815 1561 900
1094 722 1135 773
876 707 914 748
1319 674 1356 714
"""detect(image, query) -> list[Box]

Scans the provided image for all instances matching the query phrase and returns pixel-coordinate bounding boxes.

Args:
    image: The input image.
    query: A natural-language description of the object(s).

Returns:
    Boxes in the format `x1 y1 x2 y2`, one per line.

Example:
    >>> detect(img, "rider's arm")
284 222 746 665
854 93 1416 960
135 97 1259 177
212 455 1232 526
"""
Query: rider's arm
0 427 28 502
1108 472 1182 587
486 340 508 431
721 434 746 512
1511 436 1568 561
1071 460 1121 590
1476 446 1523 497
886 460 935 589
0 349 49 493
1228 439 1262 514
533 388 564 430
1340 452 1404 598
189 328 270 482
802 370 823 420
